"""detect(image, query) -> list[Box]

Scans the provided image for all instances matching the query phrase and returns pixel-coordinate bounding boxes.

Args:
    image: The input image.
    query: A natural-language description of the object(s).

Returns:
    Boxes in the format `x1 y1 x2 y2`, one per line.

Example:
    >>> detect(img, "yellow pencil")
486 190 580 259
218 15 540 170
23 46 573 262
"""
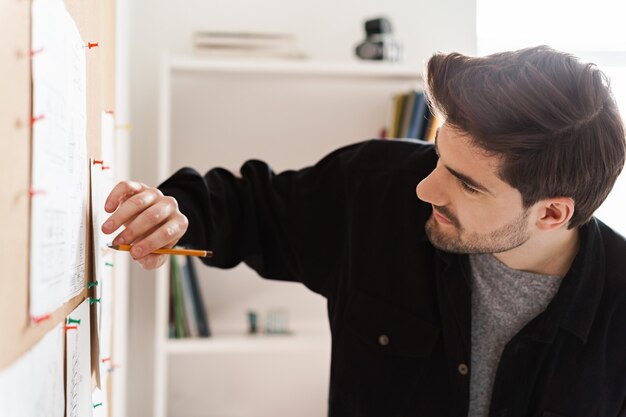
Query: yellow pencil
107 243 213 258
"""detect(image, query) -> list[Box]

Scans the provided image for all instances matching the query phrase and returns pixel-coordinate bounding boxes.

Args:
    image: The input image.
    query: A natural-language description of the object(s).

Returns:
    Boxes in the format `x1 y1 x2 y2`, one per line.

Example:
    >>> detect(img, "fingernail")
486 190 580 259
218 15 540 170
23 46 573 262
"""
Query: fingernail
105 202 113 211
113 236 125 245
103 220 113 231
132 246 143 257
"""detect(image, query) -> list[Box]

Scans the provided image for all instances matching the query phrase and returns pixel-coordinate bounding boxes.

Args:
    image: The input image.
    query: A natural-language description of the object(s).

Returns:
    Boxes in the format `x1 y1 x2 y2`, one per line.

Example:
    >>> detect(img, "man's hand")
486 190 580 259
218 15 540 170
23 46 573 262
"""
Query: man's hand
102 181 189 270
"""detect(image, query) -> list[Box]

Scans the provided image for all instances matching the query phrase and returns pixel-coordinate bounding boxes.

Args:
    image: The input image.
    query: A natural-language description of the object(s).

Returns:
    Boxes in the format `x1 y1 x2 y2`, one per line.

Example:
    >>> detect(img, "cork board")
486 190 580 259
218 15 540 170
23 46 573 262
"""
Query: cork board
0 0 116 403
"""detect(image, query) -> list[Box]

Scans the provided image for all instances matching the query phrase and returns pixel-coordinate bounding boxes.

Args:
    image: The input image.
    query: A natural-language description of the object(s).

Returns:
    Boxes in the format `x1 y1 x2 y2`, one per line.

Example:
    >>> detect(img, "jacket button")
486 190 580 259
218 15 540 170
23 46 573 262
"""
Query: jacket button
378 334 390 346
458 363 469 375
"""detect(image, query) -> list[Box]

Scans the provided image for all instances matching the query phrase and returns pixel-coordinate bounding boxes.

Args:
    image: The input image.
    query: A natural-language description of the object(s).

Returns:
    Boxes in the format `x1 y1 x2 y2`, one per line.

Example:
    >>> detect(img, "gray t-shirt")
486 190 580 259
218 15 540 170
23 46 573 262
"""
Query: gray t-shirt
468 253 563 417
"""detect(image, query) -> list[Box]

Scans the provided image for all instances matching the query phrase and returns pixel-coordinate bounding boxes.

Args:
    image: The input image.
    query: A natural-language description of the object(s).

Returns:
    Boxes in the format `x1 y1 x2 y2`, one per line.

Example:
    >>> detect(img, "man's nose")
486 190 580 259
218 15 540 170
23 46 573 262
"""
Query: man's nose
415 168 448 207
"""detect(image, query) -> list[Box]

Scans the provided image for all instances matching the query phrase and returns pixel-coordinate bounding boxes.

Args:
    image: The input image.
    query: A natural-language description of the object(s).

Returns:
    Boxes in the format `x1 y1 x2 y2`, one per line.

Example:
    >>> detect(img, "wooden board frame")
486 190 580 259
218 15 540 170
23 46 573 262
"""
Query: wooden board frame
0 0 116 380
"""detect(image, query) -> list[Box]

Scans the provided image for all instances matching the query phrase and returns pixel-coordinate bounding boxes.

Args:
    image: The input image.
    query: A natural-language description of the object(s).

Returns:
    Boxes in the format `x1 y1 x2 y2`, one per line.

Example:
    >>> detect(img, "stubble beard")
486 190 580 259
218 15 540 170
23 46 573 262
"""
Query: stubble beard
424 208 531 254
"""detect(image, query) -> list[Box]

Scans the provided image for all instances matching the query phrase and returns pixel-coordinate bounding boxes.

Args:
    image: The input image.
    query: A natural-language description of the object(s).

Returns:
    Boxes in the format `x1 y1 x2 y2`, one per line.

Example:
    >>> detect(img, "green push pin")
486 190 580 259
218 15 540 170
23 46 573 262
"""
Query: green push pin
66 317 81 325
105 262 114 267
90 297 101 305
87 281 99 289
93 403 103 409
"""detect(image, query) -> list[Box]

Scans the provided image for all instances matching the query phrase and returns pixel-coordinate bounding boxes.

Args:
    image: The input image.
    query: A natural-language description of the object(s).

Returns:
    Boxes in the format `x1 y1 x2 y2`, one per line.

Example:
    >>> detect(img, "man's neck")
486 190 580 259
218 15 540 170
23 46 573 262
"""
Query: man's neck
493 227 581 277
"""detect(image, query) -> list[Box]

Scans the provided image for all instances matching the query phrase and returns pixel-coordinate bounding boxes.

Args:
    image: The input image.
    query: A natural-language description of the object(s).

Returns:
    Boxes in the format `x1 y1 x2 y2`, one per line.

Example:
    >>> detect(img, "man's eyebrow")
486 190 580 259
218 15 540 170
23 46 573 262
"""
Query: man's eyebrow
447 166 493 194
434 136 493 195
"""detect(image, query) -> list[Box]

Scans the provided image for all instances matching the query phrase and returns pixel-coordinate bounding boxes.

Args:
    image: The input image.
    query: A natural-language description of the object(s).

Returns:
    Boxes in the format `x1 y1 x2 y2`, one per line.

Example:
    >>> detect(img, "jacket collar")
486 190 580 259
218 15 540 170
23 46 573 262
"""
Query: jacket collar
548 217 605 344
433 217 605 345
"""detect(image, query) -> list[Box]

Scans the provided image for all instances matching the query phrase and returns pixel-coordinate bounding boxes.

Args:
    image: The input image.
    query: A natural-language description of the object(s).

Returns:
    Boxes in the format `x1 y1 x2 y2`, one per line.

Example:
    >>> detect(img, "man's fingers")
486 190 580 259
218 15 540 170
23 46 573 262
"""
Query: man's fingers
104 180 145 214
111 199 174 245
136 253 169 270
101 188 163 235
129 216 188 259
102 181 187 271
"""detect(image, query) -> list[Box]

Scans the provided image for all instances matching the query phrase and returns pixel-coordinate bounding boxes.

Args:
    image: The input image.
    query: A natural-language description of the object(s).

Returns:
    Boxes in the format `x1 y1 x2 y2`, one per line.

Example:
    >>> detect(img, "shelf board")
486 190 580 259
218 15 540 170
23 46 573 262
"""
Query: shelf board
165 331 331 355
168 54 423 80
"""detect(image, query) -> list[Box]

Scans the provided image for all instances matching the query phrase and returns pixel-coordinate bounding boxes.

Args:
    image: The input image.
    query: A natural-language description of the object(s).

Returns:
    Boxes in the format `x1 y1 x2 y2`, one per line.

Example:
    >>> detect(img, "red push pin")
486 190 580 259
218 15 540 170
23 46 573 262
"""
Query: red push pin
31 313 51 324
31 114 45 125
105 109 115 115
101 357 112 363
93 160 104 166
84 42 99 49
30 48 44 57
101 165 111 170
29 188 46 197
65 325 78 332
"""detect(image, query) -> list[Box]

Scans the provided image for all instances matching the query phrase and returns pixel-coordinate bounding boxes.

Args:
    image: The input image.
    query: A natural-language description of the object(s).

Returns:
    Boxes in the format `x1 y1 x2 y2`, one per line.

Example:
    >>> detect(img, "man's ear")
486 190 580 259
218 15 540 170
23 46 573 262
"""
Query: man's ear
535 197 575 231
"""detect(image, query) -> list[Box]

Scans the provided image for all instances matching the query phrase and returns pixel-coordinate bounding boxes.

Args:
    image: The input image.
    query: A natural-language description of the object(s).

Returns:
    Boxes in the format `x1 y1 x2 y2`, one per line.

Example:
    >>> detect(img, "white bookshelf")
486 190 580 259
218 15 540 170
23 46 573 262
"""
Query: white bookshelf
170 55 424 78
165 332 331 355
155 52 421 417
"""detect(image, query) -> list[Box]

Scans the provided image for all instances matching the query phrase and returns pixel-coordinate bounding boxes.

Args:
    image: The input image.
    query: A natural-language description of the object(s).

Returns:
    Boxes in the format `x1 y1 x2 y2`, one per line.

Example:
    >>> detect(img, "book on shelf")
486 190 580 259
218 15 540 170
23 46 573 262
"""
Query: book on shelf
169 255 211 338
390 93 406 138
193 31 296 48
424 112 442 141
399 90 417 138
170 255 187 338
182 255 211 337
192 30 307 60
407 92 427 139
386 89 440 140
178 255 199 338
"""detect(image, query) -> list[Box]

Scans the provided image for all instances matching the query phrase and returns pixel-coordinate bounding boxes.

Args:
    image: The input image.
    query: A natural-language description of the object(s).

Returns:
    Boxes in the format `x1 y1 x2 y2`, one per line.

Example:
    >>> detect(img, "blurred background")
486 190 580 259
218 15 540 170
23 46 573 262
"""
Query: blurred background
114 1 626 416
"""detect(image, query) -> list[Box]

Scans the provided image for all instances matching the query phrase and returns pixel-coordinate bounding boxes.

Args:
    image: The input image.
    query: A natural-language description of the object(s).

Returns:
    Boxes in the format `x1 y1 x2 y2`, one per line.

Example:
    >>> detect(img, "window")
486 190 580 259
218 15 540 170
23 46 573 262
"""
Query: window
477 0 626 235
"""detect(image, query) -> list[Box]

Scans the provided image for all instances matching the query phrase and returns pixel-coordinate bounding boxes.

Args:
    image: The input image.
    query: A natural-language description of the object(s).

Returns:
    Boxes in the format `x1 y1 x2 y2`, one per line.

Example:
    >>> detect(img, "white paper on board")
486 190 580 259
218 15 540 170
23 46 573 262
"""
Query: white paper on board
66 299 93 417
0 324 65 417
92 387 108 417
91 112 117 388
30 0 88 318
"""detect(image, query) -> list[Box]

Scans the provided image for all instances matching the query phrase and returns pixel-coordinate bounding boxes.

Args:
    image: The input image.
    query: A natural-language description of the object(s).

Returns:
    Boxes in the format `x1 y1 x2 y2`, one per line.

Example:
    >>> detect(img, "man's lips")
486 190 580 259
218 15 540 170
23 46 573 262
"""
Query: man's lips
432 208 452 224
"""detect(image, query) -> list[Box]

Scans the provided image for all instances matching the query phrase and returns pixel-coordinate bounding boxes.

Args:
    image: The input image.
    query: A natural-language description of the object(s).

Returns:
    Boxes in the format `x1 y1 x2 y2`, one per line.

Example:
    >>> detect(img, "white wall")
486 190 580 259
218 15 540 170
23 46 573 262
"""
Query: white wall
113 0 131 416
127 1 476 416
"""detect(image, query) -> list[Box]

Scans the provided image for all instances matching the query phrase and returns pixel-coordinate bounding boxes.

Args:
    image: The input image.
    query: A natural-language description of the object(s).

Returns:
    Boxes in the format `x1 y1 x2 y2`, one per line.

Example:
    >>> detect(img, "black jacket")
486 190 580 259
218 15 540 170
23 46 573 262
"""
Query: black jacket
159 139 626 417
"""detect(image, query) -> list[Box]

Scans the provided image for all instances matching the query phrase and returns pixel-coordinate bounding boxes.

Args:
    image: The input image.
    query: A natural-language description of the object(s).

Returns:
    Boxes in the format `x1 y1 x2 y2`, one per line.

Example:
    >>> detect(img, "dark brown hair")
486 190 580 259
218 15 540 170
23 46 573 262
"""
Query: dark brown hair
425 45 626 229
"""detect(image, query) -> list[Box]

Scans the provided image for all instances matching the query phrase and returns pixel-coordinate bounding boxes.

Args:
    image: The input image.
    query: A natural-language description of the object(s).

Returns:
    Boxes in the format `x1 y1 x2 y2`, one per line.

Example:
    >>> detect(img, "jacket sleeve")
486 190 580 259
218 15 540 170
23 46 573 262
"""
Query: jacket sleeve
157 141 369 297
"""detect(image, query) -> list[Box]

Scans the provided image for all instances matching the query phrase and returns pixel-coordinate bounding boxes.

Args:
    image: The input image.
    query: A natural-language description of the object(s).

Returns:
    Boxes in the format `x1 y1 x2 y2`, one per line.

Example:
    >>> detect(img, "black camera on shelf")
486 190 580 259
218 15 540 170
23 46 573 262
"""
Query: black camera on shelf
355 17 401 62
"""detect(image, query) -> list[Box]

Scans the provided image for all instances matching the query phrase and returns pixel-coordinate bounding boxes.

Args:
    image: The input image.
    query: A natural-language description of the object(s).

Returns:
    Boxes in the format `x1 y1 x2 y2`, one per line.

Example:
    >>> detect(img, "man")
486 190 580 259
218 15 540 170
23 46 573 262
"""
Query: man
103 46 626 416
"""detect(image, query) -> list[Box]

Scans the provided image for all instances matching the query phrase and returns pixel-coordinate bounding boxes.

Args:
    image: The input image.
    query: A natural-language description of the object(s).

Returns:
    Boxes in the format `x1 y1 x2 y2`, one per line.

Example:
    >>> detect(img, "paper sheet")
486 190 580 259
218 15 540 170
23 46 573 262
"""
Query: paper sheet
66 299 93 417
29 0 88 318
91 112 117 389
0 324 64 417
92 387 108 417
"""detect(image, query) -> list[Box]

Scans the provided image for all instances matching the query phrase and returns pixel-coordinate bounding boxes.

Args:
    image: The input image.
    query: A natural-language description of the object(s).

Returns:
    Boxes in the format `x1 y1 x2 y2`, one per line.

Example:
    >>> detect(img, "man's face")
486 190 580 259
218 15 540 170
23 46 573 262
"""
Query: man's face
416 124 532 254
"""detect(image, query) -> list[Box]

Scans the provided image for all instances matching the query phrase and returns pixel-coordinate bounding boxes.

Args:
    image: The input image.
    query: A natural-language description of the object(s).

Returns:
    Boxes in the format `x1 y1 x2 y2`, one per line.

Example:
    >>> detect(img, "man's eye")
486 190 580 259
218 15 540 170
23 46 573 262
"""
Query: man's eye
460 180 479 194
